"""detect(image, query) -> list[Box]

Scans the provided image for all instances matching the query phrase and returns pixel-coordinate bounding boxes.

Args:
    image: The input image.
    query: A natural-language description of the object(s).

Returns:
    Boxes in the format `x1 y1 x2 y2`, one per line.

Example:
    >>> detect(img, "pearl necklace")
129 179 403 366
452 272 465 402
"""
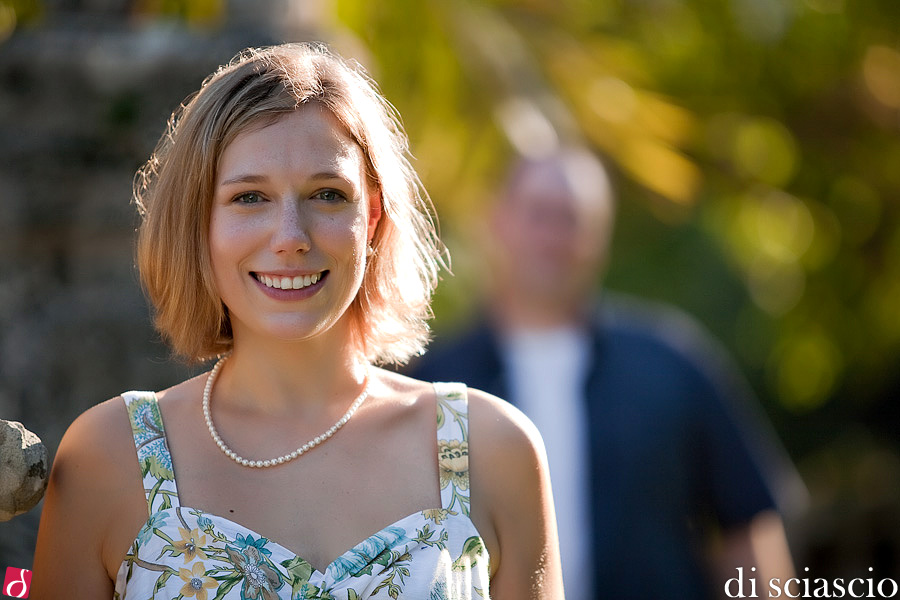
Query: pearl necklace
202 355 370 468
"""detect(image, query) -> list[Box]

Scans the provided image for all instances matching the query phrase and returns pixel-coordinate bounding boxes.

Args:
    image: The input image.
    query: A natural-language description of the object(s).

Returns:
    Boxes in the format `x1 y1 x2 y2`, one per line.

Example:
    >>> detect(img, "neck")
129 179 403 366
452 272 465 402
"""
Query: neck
216 324 369 417
489 289 590 332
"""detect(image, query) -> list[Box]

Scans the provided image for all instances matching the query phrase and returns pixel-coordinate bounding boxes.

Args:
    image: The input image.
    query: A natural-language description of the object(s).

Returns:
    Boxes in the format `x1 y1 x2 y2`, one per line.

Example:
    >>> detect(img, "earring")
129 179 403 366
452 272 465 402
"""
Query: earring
366 244 375 258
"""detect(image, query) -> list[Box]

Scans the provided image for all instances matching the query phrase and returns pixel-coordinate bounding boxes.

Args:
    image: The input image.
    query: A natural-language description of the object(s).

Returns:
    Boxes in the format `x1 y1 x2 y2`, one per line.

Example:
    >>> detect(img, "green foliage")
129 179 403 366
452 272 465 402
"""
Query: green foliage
3 0 896 537
335 0 900 455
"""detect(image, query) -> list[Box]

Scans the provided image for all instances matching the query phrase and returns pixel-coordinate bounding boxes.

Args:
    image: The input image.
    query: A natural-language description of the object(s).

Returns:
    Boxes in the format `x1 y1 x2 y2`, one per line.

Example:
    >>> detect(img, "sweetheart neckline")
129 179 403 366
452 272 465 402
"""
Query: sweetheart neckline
124 503 482 581
118 388 485 594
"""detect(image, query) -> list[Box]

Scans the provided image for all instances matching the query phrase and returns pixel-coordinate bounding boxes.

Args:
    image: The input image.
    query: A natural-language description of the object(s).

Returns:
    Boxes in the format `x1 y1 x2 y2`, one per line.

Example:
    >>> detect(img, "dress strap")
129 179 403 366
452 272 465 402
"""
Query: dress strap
433 382 471 516
122 392 181 515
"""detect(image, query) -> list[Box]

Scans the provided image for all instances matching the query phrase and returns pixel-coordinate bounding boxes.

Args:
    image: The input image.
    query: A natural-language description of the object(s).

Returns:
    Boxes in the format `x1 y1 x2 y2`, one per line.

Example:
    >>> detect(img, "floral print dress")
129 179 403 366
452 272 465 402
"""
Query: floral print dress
114 382 489 600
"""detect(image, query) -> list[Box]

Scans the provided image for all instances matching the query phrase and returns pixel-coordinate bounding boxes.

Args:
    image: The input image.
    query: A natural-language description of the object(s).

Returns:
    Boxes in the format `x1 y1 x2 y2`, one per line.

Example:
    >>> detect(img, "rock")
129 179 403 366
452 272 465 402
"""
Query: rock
0 419 49 522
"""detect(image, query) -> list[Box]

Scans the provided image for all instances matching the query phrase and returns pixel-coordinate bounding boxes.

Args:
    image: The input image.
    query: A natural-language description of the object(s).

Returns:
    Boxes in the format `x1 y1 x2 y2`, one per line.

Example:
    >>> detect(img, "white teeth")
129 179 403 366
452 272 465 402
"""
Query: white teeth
256 272 323 290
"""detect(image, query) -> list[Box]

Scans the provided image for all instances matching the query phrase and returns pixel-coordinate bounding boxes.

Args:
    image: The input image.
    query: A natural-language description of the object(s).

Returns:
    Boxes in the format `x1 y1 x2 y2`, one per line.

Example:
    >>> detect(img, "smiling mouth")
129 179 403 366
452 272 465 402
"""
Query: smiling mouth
253 271 326 290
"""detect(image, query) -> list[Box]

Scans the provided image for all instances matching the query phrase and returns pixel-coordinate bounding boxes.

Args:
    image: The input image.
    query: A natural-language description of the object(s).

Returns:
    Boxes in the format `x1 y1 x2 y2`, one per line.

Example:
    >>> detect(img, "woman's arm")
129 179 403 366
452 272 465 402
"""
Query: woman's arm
468 389 565 599
30 398 144 598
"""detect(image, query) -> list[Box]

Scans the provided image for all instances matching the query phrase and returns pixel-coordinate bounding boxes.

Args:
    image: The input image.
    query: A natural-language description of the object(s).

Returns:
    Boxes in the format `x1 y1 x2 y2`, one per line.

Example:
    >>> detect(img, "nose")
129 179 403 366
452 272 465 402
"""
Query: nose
270 199 311 254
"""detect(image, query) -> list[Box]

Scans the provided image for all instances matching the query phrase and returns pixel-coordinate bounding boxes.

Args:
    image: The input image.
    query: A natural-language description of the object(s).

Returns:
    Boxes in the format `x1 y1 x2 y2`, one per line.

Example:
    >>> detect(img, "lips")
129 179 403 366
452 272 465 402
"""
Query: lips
252 271 326 290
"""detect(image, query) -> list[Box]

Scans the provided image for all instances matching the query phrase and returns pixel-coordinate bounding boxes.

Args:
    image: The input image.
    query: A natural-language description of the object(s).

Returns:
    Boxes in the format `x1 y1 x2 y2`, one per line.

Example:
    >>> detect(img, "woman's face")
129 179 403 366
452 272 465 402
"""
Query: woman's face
209 104 380 347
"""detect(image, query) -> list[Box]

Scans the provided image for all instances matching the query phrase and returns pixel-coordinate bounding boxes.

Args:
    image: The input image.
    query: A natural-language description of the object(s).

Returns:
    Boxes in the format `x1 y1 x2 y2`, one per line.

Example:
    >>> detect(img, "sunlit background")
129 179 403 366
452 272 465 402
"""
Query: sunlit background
1 0 899 580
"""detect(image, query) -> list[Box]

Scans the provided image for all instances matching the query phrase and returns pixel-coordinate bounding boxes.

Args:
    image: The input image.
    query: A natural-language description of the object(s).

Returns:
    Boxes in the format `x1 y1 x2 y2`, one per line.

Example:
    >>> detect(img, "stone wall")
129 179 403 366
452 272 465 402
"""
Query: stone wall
0 10 291 568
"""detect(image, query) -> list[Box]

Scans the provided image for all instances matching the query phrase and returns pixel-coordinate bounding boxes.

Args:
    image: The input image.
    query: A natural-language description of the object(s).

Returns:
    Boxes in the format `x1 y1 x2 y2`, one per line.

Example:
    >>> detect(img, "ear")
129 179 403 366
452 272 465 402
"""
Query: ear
367 188 383 242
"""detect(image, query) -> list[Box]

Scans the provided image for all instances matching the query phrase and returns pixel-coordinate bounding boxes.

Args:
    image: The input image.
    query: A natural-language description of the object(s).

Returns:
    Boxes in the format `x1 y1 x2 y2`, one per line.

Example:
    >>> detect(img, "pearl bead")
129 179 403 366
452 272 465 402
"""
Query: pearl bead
203 354 369 469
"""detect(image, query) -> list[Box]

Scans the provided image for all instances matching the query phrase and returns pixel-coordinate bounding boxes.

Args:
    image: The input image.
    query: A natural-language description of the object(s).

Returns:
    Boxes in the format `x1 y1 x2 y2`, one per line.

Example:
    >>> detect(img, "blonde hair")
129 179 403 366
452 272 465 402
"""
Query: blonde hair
134 43 445 365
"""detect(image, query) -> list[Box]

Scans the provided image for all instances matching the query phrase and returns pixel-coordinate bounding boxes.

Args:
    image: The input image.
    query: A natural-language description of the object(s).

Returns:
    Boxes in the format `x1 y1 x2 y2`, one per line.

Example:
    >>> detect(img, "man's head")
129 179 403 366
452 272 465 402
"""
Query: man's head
488 147 615 324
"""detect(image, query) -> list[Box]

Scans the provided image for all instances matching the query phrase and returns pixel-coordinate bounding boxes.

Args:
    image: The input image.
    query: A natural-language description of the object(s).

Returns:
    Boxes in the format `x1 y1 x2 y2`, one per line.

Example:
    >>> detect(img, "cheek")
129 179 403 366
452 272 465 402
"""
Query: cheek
318 211 368 254
208 212 254 278
208 215 226 271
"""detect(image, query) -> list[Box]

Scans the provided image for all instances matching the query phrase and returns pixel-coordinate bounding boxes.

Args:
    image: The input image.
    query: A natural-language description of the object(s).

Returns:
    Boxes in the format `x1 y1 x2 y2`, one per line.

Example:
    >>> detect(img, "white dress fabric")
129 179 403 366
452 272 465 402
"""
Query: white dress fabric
113 382 489 600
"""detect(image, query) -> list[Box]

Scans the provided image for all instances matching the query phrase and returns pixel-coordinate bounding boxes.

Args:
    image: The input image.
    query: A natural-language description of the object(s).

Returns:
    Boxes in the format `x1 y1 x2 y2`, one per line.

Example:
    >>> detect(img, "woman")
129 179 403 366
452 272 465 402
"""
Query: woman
31 43 563 599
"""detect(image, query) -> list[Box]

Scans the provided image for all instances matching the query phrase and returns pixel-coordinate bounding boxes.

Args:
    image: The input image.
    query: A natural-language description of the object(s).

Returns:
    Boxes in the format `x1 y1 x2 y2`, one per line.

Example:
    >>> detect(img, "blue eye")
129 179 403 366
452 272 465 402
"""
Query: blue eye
235 192 263 204
314 189 346 203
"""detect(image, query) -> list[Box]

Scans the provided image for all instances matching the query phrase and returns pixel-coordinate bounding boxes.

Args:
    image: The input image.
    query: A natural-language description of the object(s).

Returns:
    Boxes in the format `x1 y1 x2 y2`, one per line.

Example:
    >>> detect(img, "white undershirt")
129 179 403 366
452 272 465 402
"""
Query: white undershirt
501 327 593 600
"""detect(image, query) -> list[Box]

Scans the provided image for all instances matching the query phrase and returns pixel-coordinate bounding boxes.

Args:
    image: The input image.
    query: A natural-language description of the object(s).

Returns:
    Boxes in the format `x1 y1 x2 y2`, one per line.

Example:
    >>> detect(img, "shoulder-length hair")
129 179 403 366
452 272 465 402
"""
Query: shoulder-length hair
134 42 446 365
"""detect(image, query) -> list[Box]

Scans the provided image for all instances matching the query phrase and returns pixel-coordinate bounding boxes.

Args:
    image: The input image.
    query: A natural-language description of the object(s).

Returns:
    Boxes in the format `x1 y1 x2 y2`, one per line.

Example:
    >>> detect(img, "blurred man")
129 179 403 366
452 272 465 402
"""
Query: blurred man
410 148 800 599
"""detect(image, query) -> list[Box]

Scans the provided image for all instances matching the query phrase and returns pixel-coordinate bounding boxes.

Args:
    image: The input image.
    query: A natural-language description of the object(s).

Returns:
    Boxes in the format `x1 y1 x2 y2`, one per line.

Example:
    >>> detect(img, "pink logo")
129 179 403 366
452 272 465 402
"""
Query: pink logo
3 568 31 598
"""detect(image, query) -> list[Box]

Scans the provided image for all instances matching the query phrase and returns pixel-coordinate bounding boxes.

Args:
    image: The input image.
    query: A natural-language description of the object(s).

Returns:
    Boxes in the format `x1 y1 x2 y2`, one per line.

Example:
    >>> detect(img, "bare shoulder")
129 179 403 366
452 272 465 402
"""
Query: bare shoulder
370 367 445 413
32 394 147 595
376 370 549 477
372 372 546 472
51 396 147 534
53 395 139 486
465 387 546 461
464 387 564 596
464 386 549 516
154 370 207 419
376 369 536 438
372 367 435 396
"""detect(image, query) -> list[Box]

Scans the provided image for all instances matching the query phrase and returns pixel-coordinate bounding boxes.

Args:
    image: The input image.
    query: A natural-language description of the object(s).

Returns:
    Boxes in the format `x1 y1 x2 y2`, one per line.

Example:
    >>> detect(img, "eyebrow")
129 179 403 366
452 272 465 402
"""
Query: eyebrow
218 171 354 187
219 174 266 187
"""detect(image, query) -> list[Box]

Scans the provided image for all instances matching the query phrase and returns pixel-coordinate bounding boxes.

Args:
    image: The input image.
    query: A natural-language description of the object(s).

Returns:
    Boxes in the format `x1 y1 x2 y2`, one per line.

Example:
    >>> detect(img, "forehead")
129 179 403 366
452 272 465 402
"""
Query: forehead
509 159 610 220
217 104 365 183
